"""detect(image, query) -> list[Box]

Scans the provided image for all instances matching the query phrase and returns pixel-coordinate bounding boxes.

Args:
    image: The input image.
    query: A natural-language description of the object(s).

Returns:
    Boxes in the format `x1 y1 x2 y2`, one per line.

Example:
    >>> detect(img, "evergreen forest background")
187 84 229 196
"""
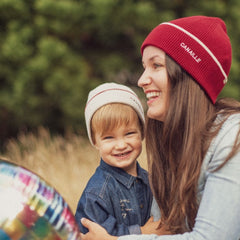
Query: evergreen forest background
1 0 240 148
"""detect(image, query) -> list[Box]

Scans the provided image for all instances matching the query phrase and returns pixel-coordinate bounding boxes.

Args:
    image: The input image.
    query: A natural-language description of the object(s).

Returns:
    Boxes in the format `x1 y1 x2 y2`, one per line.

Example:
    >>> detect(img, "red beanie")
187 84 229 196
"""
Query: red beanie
141 16 232 103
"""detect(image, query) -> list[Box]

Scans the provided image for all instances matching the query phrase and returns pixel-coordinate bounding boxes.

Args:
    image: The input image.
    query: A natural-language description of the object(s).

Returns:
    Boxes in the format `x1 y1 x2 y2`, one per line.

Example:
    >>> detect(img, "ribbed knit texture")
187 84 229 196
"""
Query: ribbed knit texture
85 83 145 145
141 16 232 103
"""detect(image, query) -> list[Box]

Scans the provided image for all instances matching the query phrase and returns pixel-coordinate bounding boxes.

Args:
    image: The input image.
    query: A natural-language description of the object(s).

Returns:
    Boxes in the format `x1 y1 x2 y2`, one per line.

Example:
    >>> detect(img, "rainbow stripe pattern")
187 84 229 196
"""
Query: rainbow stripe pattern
0 159 81 240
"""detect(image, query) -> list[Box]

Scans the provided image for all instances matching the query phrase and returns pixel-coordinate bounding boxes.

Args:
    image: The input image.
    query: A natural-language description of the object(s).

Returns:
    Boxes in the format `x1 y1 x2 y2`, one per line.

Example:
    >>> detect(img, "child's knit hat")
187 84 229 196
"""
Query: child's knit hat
85 82 145 145
141 16 232 103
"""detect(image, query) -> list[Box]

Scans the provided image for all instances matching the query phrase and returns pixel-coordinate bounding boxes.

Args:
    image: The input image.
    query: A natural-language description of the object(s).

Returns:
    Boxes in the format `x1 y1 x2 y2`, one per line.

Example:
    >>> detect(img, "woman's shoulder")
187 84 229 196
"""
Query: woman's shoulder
215 112 240 138
207 112 240 165
198 112 240 193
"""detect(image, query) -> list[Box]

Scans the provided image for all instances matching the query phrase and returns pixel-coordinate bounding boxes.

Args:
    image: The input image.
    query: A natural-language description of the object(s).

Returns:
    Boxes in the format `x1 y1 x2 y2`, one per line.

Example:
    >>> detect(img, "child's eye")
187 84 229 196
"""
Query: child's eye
101 135 113 140
102 135 113 140
126 131 136 136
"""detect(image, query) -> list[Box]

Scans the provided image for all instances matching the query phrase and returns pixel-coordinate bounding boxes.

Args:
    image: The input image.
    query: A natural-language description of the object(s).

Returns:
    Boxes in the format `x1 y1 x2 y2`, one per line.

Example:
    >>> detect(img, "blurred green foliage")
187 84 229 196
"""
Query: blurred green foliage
1 0 240 146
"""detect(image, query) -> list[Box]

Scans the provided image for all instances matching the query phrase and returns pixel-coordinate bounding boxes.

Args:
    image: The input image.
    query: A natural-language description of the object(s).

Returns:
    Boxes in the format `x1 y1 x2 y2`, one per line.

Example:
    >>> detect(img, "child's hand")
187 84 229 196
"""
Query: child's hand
141 216 161 235
80 218 118 240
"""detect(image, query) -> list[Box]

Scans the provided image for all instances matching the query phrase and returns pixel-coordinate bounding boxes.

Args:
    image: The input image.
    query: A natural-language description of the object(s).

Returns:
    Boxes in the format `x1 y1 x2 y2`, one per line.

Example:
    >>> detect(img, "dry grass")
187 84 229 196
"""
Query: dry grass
0 127 147 213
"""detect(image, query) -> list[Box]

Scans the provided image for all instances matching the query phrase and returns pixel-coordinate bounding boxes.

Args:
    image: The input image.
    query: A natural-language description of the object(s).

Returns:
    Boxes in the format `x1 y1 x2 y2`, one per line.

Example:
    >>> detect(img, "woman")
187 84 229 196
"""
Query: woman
80 15 240 240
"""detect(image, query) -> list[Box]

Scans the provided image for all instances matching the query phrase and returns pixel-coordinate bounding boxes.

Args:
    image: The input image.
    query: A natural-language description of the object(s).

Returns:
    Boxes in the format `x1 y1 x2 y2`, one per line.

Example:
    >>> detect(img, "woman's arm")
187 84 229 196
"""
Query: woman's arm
80 217 166 240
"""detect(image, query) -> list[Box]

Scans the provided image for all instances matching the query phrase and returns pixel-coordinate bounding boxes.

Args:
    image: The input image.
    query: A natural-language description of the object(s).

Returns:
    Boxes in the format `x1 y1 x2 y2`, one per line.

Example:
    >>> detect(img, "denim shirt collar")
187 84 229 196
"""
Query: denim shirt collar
99 159 149 189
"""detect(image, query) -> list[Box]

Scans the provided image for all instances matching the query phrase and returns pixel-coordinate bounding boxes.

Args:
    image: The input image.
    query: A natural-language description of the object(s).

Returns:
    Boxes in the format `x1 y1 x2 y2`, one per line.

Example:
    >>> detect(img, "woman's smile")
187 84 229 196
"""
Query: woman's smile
138 46 169 122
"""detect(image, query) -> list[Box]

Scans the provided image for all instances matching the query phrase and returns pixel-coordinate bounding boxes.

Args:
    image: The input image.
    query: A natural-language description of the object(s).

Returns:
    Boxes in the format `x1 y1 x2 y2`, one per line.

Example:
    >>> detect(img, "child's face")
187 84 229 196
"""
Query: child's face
94 119 142 176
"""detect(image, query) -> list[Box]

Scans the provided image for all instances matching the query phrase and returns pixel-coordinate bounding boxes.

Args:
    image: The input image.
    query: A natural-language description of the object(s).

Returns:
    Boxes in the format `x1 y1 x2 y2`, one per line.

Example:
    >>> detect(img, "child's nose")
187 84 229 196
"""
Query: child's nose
115 139 127 149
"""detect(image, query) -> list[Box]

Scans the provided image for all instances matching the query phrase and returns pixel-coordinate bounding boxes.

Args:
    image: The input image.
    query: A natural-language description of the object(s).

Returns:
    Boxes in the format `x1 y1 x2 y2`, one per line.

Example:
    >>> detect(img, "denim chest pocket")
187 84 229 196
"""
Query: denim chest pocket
118 198 138 225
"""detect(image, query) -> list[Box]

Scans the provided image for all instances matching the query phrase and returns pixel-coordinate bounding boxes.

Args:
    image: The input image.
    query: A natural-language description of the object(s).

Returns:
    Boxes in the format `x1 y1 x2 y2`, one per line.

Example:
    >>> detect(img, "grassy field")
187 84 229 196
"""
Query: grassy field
0 127 147 214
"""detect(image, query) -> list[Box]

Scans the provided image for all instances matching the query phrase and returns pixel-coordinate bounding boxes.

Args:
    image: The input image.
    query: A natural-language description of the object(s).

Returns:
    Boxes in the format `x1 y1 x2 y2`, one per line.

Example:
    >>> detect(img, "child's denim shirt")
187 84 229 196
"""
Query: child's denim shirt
75 159 153 236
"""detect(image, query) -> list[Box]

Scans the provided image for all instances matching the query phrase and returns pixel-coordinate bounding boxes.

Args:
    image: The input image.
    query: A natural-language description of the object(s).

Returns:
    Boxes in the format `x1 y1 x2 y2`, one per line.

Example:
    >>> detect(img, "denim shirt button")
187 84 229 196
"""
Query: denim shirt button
140 204 144 209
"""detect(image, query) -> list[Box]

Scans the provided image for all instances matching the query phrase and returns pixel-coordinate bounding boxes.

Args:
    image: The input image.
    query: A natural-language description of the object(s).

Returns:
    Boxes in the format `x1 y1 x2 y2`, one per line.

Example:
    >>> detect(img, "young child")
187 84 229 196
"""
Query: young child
75 82 153 236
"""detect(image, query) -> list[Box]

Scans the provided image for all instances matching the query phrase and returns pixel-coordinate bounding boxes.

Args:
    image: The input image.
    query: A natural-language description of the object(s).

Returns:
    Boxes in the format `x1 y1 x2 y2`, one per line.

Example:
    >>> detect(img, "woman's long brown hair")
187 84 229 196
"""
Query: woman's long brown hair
146 54 240 233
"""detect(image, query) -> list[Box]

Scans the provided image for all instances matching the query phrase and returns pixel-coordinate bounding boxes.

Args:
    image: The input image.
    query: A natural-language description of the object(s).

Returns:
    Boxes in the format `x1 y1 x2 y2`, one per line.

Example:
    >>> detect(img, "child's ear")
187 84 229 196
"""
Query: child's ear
93 142 100 150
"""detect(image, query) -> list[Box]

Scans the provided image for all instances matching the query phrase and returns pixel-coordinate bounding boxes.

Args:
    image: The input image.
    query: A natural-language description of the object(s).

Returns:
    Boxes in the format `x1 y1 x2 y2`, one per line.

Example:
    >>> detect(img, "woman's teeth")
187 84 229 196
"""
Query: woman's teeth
146 92 160 99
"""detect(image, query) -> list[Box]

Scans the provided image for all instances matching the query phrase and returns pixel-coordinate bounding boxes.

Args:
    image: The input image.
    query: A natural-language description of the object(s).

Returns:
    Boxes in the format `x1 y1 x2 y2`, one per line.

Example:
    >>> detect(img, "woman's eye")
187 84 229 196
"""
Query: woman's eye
153 63 161 69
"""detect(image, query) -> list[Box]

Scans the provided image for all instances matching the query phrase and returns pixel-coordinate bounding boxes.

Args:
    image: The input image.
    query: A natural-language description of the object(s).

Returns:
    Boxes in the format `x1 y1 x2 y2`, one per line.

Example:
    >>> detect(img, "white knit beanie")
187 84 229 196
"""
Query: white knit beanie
85 82 145 145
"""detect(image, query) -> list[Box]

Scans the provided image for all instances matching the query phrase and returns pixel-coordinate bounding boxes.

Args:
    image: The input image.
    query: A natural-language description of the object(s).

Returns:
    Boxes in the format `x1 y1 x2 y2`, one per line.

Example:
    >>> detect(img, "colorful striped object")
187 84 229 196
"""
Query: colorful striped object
0 159 81 240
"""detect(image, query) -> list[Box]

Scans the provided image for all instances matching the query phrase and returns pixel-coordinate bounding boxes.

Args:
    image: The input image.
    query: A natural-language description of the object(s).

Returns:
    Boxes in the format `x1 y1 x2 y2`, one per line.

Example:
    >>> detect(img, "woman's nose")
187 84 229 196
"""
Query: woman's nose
138 70 152 88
